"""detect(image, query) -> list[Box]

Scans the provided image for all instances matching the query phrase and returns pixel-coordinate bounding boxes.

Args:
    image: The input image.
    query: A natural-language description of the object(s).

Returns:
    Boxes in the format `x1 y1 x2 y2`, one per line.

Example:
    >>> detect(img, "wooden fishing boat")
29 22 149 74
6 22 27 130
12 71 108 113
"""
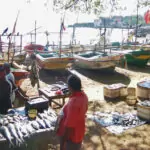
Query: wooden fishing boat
122 44 150 51
11 68 30 86
73 51 122 70
125 49 150 67
36 52 74 70
0 51 26 65
110 49 150 67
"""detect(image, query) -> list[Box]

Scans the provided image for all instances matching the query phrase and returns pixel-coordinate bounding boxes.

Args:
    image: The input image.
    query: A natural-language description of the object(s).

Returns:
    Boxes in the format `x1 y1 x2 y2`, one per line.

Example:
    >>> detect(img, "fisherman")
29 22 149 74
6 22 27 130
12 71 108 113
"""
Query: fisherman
0 67 12 114
3 62 28 106
56 75 88 150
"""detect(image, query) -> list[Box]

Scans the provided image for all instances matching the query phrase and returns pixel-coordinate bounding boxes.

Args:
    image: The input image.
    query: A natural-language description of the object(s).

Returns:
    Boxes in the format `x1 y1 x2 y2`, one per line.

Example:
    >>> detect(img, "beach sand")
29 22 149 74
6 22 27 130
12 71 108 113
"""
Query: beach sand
19 66 150 150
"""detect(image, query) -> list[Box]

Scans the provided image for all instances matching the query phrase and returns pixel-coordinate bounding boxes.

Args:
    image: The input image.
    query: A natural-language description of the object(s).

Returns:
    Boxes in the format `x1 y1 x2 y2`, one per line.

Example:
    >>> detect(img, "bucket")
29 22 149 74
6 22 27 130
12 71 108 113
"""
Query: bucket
104 83 127 100
137 102 150 121
137 80 150 100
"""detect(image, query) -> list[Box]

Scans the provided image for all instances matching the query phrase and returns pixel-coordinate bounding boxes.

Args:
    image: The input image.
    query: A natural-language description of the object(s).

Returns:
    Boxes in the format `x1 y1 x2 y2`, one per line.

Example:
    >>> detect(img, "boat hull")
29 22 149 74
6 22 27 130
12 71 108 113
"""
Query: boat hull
0 52 26 65
74 53 121 70
124 49 150 67
36 54 74 70
125 54 150 67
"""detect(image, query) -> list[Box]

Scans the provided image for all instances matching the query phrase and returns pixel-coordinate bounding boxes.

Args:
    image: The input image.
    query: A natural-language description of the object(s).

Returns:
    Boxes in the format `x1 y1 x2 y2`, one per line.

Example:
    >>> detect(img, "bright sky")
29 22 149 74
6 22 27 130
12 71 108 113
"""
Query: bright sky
0 0 149 34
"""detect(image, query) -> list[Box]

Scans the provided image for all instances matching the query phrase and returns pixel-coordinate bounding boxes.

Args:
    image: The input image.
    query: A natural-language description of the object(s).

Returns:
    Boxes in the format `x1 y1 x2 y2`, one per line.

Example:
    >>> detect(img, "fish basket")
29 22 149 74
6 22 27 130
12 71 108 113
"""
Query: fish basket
104 83 127 100
126 96 137 106
137 103 150 121
137 80 150 100
127 87 136 96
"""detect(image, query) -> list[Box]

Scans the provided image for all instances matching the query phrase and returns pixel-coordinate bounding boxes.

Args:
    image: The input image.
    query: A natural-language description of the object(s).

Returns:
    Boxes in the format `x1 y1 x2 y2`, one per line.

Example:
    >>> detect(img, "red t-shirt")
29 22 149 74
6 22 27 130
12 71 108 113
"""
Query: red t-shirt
57 91 88 143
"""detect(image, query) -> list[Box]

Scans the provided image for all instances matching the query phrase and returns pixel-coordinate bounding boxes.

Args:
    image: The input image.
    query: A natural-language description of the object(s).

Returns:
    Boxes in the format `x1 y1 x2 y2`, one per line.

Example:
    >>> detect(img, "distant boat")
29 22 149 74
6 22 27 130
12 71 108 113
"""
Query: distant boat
36 52 74 70
73 51 121 70
0 51 26 65
109 49 150 67
125 49 150 67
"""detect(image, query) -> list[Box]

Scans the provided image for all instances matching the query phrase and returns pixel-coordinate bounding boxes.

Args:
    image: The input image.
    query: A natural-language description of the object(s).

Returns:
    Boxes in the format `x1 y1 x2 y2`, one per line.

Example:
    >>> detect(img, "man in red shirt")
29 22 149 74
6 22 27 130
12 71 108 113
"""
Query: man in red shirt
57 75 88 150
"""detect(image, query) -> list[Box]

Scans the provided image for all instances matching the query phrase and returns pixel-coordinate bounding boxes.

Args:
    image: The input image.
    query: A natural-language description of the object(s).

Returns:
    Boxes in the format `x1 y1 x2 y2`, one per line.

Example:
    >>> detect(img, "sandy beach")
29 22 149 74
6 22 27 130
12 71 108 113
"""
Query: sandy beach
19 65 150 150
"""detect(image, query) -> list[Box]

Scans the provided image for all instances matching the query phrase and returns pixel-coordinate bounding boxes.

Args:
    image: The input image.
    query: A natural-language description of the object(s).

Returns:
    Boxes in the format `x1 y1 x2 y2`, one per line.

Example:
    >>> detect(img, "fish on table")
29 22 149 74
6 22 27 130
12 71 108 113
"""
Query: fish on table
7 123 23 146
0 126 14 147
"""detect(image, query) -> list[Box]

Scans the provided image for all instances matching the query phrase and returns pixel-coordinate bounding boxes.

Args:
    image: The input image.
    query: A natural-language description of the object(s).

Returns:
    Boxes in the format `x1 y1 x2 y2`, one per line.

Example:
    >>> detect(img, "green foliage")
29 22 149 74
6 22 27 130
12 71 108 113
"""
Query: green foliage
25 0 149 15
51 0 123 15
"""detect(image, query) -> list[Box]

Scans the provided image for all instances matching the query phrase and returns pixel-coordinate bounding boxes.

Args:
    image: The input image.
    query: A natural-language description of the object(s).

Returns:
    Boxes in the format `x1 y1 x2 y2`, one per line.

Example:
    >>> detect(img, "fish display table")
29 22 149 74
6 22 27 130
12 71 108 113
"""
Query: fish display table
39 83 70 109
0 106 58 150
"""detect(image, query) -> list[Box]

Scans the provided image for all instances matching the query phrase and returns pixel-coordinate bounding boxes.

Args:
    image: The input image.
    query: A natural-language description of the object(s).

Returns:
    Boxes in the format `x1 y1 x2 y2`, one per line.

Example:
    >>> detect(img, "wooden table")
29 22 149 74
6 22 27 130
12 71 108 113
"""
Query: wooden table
0 128 59 150
38 87 70 109
0 107 59 150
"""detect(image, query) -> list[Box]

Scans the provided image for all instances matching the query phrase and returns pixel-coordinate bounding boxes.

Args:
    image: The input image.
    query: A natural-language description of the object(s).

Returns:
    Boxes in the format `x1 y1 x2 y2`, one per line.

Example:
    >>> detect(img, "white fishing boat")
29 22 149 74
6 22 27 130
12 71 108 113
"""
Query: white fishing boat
73 51 122 70
36 52 74 70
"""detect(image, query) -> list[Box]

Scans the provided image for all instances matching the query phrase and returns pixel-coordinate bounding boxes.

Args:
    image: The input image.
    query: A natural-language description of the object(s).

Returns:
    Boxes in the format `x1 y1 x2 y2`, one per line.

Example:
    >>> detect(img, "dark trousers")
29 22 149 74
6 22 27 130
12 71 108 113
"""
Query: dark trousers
60 137 82 150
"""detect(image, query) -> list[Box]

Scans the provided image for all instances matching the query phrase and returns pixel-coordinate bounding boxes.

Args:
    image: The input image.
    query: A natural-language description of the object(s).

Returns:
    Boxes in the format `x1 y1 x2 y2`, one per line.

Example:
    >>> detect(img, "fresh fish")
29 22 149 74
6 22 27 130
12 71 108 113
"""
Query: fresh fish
31 121 40 130
47 110 57 118
25 123 35 134
39 113 48 120
8 119 15 124
3 120 9 126
37 113 43 119
3 118 8 122
42 112 57 121
43 119 51 128
0 119 3 125
13 116 20 122
6 116 12 120
7 123 22 146
14 123 25 143
0 126 14 147
0 133 3 139
36 118 46 129
19 125 29 136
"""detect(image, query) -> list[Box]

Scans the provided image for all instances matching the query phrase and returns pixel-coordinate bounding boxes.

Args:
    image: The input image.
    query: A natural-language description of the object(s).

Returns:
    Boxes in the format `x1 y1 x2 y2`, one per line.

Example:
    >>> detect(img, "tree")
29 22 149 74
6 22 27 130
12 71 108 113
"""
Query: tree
139 0 150 6
52 0 123 15
26 0 149 15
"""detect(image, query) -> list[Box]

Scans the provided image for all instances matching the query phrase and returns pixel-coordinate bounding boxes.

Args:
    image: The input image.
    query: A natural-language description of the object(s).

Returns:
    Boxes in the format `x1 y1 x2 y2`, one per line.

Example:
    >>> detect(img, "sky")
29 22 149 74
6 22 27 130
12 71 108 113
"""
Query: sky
0 0 149 35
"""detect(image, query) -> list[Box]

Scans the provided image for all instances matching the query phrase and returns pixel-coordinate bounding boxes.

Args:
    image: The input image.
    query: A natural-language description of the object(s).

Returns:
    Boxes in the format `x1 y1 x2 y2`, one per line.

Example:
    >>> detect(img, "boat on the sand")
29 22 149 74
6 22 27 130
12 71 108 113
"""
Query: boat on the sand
36 52 74 70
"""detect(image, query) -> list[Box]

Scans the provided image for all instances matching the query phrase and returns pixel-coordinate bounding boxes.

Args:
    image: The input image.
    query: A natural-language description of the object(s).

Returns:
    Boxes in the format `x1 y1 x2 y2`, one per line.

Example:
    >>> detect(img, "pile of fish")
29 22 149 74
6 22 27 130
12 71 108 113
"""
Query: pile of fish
112 113 144 126
0 109 57 148
87 112 146 134
139 100 150 107
87 112 145 127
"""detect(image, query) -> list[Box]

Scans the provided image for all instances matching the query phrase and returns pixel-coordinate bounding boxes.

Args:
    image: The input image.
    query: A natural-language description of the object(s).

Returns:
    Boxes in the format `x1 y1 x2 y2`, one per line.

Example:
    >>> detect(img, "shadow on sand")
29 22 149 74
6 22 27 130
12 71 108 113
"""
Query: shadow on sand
39 69 71 85
75 69 130 85
126 65 150 74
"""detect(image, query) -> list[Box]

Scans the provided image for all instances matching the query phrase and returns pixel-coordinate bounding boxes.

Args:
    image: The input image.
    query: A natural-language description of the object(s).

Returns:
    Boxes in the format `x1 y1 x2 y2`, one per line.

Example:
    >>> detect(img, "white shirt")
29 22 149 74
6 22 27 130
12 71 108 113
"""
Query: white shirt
5 73 16 103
